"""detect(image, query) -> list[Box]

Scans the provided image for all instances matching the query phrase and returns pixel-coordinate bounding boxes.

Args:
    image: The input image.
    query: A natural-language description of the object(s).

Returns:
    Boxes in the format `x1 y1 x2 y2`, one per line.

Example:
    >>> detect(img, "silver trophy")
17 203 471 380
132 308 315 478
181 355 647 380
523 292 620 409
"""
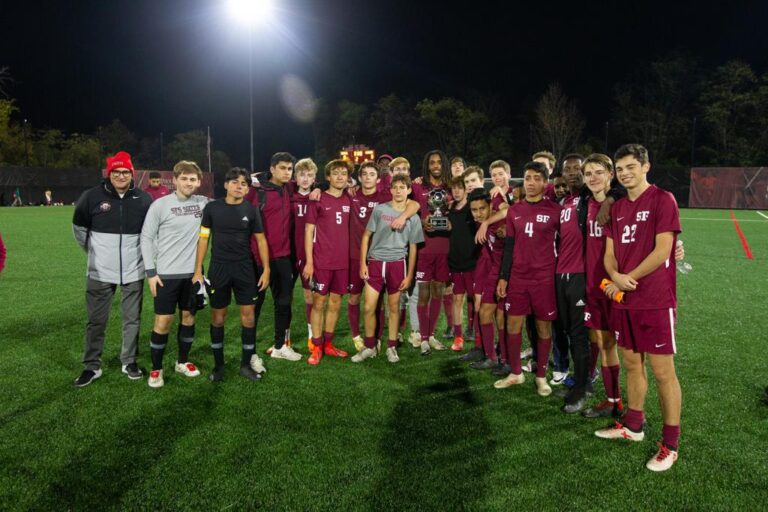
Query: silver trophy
427 188 449 230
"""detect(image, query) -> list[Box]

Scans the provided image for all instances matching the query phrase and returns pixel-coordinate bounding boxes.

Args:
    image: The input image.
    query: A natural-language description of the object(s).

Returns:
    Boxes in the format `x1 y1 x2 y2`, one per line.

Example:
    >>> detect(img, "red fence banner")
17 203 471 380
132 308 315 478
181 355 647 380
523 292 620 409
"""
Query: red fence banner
689 167 768 209
101 170 214 198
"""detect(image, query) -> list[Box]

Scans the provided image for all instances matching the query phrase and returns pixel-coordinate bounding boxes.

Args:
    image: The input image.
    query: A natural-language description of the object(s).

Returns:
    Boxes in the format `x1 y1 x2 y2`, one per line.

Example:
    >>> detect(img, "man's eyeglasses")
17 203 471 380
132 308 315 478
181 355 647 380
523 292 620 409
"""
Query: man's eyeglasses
111 171 132 177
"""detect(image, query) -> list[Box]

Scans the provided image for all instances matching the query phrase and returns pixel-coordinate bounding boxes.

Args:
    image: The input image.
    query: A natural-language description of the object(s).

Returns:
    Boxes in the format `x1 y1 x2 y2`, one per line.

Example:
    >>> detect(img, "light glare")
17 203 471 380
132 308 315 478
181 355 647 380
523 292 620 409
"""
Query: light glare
227 0 274 26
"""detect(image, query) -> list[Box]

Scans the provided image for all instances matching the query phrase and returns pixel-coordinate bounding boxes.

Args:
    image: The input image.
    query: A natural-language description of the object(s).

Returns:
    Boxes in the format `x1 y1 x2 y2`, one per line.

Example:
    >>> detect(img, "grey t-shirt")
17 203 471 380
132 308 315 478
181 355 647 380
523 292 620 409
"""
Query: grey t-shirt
366 203 424 262
140 193 210 279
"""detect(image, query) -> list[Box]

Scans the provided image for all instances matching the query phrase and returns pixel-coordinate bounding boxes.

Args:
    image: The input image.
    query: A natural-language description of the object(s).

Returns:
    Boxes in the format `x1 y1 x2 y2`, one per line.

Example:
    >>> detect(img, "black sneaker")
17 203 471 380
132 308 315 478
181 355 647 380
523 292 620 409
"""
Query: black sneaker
443 326 453 339
470 358 498 370
465 328 475 341
239 365 263 381
74 369 102 388
562 396 588 414
460 347 484 362
491 363 512 377
121 363 143 380
209 366 225 382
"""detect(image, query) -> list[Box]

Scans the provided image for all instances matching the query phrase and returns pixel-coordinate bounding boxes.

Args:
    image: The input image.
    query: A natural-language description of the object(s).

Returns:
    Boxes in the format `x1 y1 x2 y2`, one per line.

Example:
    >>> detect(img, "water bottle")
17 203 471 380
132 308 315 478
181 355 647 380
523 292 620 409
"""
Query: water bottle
676 240 692 274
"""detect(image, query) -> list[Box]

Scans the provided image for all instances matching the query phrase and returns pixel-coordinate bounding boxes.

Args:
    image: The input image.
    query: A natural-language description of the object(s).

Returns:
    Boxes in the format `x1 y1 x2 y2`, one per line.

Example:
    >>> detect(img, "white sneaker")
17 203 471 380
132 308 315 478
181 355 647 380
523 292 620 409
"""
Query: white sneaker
174 361 201 377
409 331 421 348
428 336 446 351
377 339 382 354
271 344 302 361
148 369 164 388
521 347 533 359
397 332 403 344
521 360 537 373
550 371 568 386
420 340 431 355
595 421 645 441
535 377 552 396
646 443 678 471
494 372 525 389
351 347 377 363
386 347 399 363
352 335 365 352
250 354 267 373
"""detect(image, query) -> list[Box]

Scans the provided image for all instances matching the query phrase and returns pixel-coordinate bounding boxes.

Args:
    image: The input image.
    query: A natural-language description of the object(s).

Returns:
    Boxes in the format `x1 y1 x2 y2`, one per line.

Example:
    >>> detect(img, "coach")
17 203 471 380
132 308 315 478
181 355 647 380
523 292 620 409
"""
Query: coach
72 151 152 387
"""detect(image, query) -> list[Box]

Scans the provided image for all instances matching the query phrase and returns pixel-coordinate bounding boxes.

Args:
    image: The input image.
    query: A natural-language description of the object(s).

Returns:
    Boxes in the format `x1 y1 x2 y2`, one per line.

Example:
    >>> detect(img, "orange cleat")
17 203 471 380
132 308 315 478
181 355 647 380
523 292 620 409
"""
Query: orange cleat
307 337 315 352
450 336 465 352
308 346 323 365
323 343 348 358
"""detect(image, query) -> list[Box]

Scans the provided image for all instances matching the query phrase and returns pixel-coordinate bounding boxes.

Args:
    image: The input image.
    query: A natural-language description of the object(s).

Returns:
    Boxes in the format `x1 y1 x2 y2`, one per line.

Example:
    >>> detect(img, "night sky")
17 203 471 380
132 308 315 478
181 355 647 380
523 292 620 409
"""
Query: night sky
3 0 767 168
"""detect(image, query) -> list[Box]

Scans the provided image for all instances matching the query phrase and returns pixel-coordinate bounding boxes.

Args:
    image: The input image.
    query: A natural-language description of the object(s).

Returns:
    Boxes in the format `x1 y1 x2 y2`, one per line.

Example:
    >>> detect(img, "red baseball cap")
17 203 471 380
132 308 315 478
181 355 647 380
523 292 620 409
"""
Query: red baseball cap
106 151 134 176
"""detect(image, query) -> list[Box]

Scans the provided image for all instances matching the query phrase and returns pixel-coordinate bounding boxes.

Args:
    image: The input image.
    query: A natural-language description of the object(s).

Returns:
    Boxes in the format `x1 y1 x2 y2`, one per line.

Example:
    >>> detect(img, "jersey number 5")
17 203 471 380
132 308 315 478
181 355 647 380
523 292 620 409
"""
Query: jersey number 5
336 212 343 224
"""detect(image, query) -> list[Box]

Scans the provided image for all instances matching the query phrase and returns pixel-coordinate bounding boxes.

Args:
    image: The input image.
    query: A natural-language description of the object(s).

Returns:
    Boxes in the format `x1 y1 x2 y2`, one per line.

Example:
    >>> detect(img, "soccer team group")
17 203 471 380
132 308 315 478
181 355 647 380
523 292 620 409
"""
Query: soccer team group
71 144 684 471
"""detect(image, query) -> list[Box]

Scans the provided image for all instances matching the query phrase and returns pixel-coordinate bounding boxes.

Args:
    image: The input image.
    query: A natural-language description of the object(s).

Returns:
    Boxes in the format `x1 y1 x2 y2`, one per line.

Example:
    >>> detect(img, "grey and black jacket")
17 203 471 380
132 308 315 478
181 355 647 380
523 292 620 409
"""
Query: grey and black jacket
72 180 152 284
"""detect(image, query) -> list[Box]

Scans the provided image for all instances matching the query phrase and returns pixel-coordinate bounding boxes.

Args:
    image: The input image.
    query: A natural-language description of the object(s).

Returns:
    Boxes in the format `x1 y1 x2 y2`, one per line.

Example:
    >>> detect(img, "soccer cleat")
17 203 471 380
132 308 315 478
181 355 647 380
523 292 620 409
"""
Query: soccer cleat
209 366 225 382
535 377 552 396
470 358 498 370
562 396 587 414
494 372 525 389
521 347 533 359
428 336 446 351
397 332 404 346
409 331 422 348
270 344 302 362
265 339 290 356
550 371 568 386
450 336 465 352
351 347 377 363
590 367 601 384
74 369 102 388
583 400 624 419
307 337 315 352
386 347 399 363
420 340 431 356
521 360 537 374
175 361 201 377
352 335 365 352
121 363 143 380
491 363 512 377
239 365 263 381
465 327 475 341
148 369 164 388
443 326 453 339
595 421 645 441
460 347 485 362
646 442 678 472
308 346 323 365
323 343 348 358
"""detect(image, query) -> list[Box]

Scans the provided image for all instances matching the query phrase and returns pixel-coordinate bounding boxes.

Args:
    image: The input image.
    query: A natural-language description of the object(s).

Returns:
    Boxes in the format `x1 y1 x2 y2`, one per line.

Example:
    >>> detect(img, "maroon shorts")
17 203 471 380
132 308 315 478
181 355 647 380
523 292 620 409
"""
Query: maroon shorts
612 307 677 355
365 259 406 294
585 296 612 331
296 260 311 291
313 267 349 296
416 252 450 282
349 259 364 295
473 258 490 295
503 278 557 321
451 270 475 295
480 272 499 305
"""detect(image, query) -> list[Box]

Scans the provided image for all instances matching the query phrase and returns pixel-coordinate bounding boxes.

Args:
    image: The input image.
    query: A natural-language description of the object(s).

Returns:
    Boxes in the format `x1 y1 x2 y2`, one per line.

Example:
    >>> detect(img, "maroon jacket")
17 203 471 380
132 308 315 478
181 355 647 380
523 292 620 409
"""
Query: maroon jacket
246 180 294 266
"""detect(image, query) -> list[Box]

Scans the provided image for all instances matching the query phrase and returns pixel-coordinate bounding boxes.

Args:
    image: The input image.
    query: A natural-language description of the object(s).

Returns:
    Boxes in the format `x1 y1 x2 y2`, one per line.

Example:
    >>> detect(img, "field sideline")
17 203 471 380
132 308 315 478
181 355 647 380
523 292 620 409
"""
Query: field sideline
0 206 767 510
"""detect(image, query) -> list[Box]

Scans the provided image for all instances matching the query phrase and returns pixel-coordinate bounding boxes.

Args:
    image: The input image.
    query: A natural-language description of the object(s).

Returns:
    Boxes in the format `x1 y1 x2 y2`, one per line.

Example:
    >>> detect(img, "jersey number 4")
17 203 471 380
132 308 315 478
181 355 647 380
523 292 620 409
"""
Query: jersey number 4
524 221 534 237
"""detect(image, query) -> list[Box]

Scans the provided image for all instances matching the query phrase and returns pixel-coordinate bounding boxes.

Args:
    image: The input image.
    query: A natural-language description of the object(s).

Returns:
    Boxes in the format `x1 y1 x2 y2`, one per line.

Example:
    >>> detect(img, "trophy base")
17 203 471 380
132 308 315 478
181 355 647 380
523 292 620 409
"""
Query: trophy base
429 216 449 231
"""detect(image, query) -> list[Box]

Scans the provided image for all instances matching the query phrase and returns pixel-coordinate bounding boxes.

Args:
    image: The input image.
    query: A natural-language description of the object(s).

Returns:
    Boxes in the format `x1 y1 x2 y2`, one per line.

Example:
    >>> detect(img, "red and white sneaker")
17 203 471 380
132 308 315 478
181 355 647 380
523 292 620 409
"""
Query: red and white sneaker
308 346 323 365
175 361 201 377
148 369 164 388
266 339 291 355
323 343 348 358
594 421 645 441
646 442 678 472
450 336 465 352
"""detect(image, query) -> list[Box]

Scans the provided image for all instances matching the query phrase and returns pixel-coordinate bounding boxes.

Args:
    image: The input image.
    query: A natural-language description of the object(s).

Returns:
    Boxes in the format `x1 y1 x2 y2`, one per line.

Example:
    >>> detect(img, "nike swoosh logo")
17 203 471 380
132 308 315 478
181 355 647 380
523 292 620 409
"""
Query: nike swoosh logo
617 217 624 221
514 216 521 220
547 310 556 316
655 343 666 348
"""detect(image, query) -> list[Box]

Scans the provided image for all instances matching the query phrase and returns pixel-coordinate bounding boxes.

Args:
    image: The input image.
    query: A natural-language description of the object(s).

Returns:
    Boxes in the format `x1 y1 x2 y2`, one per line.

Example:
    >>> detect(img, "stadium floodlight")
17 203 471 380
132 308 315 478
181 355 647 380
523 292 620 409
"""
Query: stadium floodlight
227 0 274 27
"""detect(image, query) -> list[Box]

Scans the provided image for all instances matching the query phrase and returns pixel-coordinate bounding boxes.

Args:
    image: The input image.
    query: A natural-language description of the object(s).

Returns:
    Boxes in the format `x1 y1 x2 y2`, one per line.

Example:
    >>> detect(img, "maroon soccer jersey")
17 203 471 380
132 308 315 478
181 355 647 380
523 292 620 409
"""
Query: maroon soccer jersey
414 182 451 255
292 190 311 264
556 194 585 274
350 189 391 261
585 196 609 300
306 192 351 270
478 220 505 274
491 192 512 212
505 199 562 281
543 183 557 202
605 185 681 310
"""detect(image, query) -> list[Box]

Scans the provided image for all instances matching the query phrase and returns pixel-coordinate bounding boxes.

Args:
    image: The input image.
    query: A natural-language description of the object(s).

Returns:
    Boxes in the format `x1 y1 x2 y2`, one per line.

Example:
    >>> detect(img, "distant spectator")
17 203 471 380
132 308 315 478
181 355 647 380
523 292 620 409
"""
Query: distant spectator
43 189 53 206
11 188 22 207
144 171 171 201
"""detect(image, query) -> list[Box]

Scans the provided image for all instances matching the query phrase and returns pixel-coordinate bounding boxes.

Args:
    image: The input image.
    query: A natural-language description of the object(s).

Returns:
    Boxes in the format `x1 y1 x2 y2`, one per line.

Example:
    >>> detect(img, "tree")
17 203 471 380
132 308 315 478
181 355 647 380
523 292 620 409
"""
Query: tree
97 119 137 156
58 134 100 168
415 97 489 160
367 94 417 155
334 100 369 147
0 66 13 99
533 83 584 161
0 99 25 165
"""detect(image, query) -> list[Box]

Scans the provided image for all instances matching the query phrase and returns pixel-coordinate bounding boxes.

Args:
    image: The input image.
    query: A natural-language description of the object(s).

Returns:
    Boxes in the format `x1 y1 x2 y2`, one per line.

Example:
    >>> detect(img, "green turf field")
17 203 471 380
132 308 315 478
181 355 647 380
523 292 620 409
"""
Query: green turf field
0 206 767 510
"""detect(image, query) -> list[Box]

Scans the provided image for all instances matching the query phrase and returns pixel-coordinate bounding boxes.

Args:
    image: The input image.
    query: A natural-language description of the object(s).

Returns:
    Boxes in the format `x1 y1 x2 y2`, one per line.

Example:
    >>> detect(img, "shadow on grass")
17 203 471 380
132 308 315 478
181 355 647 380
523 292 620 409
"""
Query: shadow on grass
30 387 217 509
367 359 495 510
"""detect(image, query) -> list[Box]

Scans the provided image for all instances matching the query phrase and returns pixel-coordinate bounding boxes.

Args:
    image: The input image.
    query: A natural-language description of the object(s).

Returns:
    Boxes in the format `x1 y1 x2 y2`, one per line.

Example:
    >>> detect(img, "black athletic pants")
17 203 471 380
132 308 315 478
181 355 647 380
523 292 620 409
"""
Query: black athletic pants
256 257 294 348
555 272 589 401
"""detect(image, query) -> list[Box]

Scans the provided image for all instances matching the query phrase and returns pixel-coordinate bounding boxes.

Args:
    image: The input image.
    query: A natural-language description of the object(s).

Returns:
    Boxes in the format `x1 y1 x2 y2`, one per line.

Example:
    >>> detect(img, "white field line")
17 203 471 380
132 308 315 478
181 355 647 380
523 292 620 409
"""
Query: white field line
680 217 765 222
756 211 768 220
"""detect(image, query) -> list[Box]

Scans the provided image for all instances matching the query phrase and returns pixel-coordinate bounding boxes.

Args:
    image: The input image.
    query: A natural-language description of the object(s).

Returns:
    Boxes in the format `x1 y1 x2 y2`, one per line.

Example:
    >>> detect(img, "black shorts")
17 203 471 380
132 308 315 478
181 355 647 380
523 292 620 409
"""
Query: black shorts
154 278 197 315
208 260 256 308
